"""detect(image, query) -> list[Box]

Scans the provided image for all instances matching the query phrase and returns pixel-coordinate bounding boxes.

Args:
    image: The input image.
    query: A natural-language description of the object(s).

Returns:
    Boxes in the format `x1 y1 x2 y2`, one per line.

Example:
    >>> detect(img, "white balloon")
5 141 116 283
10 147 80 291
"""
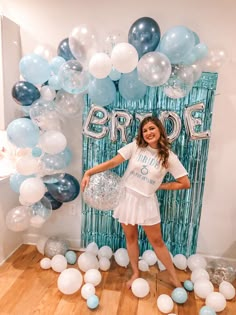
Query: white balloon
16 156 40 175
39 130 67 155
157 294 174 314
40 257 51 269
173 254 187 270
36 236 48 255
219 281 236 300
114 248 129 267
111 42 138 73
89 52 112 79
86 242 99 255
51 254 68 273
142 250 157 266
138 259 149 272
97 245 113 259
40 86 56 101
187 254 207 271
205 292 227 312
194 279 214 299
131 278 150 298
99 257 111 271
78 252 99 272
84 269 102 287
191 268 209 283
57 268 83 295
81 283 96 300
19 177 46 203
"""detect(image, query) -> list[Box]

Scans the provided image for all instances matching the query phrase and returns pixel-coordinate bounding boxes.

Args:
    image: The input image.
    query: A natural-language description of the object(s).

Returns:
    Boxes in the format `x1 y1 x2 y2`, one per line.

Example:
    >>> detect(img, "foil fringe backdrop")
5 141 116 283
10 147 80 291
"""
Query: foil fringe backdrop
81 72 218 256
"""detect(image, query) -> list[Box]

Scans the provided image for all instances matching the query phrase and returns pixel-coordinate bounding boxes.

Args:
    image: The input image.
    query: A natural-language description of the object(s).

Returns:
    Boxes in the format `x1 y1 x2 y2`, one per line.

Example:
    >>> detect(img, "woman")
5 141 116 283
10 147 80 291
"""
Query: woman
81 116 190 288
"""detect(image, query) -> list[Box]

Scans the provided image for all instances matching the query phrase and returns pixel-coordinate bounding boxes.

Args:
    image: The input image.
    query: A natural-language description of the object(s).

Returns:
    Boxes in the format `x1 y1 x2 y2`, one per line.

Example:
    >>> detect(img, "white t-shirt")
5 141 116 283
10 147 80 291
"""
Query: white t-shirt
118 140 188 197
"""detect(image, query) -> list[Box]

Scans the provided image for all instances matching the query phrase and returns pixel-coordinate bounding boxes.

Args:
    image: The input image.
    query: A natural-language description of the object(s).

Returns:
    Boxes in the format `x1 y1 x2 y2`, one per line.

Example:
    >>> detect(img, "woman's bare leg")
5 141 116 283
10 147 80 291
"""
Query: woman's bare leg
121 223 140 288
143 223 181 288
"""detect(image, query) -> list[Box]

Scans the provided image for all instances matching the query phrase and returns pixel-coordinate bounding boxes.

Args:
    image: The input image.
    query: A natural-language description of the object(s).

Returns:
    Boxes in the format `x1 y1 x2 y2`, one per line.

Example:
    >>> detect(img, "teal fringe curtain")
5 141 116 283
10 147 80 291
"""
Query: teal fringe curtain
81 72 218 256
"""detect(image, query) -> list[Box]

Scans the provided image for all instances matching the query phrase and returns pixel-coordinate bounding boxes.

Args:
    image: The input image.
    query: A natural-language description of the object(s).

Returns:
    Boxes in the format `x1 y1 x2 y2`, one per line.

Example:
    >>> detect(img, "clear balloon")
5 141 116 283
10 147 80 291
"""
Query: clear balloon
29 196 52 228
5 205 30 232
88 52 112 79
201 48 227 72
55 89 84 118
12 81 40 106
57 268 83 295
118 69 147 101
159 25 195 64
40 152 66 175
111 42 139 73
58 60 89 94
69 25 98 64
7 118 40 148
88 77 116 106
19 53 50 85
83 171 122 210
102 30 127 56
128 17 161 58
137 51 171 86
40 86 56 102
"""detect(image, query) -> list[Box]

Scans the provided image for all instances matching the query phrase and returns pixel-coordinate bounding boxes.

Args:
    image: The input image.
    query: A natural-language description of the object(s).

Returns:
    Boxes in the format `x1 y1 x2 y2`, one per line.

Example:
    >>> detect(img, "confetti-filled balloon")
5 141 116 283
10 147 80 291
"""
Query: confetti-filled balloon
83 171 122 210
44 236 69 258
206 259 236 285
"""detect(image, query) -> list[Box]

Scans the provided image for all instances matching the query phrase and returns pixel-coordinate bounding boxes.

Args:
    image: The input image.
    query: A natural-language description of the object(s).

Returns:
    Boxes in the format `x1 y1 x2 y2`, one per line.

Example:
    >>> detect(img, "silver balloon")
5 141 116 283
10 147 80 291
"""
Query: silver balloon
184 103 211 140
83 104 109 139
159 111 182 143
110 110 133 142
206 259 236 285
44 236 69 258
83 171 122 210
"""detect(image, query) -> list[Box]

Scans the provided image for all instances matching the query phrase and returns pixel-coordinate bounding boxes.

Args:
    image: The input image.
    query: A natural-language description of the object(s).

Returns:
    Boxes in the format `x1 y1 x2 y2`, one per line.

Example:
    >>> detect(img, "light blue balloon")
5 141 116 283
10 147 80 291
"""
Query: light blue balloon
88 77 116 106
10 173 34 193
58 147 72 166
199 306 216 315
48 75 62 90
7 118 40 148
50 56 66 75
159 25 195 64
184 280 194 291
118 69 147 101
87 295 99 309
32 147 42 157
171 287 188 304
109 68 121 81
19 53 50 85
65 250 77 264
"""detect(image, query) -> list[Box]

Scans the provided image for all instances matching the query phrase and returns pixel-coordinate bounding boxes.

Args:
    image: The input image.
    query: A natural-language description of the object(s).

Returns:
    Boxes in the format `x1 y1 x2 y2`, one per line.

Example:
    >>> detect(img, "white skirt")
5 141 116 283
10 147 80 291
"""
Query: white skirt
113 187 161 226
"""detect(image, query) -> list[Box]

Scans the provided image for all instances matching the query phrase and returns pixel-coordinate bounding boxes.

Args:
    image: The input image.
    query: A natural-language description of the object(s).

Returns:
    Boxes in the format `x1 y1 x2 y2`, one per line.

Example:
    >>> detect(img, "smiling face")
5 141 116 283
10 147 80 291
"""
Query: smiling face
142 121 161 148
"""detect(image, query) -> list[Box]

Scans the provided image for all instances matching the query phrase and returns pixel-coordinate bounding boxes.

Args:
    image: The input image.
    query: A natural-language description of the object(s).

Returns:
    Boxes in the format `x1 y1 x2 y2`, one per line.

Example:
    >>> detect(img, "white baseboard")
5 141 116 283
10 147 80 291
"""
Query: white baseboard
0 243 22 266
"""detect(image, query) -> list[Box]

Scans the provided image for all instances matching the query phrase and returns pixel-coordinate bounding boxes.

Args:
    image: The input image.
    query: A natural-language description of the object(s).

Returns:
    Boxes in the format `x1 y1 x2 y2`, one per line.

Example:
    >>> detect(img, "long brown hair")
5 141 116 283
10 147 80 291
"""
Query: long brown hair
136 116 170 167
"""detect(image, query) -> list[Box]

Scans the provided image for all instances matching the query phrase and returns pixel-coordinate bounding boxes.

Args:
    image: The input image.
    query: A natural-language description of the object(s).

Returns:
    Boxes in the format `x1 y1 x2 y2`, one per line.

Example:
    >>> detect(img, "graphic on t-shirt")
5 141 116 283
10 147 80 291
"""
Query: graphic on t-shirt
141 165 148 175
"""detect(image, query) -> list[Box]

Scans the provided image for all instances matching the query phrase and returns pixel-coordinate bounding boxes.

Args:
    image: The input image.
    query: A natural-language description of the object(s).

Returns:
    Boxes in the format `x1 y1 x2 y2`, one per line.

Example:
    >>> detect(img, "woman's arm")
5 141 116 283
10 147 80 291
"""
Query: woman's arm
158 175 190 191
81 153 125 191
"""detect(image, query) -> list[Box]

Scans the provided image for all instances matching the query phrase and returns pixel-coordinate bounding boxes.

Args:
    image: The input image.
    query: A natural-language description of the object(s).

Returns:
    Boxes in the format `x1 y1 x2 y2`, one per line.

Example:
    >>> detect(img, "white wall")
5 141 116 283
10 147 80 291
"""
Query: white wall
1 0 236 259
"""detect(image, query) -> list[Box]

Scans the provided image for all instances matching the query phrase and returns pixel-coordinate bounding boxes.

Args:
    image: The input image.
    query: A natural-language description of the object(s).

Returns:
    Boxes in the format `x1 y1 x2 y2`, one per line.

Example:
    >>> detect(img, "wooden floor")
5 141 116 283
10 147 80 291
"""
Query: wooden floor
0 245 235 315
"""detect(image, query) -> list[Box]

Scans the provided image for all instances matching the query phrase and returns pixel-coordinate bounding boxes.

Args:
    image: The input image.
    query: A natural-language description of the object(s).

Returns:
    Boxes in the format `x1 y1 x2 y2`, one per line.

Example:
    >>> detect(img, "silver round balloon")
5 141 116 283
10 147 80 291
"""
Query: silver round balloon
83 171 122 210
44 236 69 258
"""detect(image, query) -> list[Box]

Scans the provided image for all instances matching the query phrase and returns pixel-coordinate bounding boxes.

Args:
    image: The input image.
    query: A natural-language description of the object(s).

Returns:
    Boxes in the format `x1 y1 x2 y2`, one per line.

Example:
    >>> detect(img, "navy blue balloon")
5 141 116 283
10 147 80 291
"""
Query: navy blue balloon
12 81 40 106
128 17 161 58
46 173 80 203
57 38 75 61
44 191 63 210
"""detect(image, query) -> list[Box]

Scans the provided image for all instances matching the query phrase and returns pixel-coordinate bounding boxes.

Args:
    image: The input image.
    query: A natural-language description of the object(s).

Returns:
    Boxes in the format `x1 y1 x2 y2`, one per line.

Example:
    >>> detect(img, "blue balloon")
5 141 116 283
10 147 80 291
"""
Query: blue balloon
88 77 116 106
50 56 66 75
65 250 77 264
159 25 195 64
109 68 121 81
87 295 99 309
183 280 194 291
171 287 188 304
57 38 75 61
12 81 40 106
58 147 73 167
32 147 42 157
10 173 34 193
128 17 161 58
19 54 50 85
48 75 62 90
118 69 147 101
46 173 80 203
199 306 216 315
44 191 63 210
7 118 40 148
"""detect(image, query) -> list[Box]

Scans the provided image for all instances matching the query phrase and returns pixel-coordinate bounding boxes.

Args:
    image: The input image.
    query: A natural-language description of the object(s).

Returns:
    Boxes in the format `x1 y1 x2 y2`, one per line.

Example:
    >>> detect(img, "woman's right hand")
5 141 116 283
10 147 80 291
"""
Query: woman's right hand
81 173 90 192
